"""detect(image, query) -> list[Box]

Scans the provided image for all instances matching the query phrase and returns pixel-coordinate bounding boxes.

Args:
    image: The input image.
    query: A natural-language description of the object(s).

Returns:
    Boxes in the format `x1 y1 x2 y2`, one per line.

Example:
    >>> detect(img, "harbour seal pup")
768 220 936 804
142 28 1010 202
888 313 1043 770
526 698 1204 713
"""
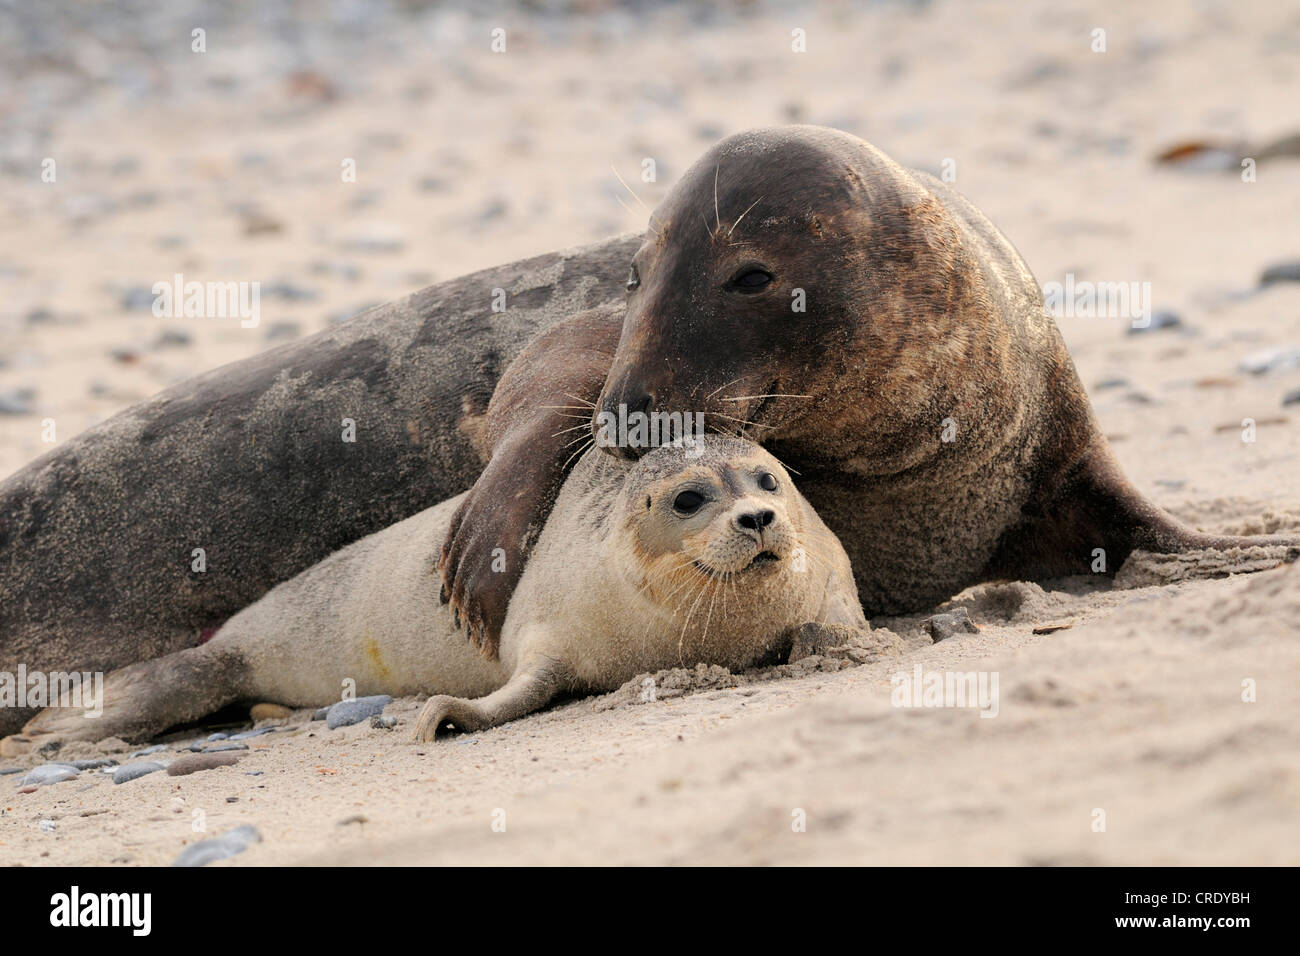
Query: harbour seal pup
15 436 864 745
439 125 1300 654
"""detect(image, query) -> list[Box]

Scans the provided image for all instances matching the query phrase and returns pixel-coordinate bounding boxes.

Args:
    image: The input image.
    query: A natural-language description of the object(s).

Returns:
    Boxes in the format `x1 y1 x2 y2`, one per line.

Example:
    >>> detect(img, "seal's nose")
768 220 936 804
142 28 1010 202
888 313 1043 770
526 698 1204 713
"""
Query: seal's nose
735 509 775 532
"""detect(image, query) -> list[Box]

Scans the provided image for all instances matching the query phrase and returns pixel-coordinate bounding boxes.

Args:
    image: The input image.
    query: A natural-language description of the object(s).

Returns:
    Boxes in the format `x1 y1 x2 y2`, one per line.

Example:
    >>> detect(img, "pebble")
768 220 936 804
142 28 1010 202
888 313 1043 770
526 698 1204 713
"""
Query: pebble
326 695 392 729
370 715 397 730
923 607 981 643
70 758 117 770
1283 388 1300 407
207 732 230 741
312 707 330 721
1260 261 1300 286
1240 347 1300 375
263 321 303 343
250 703 293 721
264 280 320 302
171 825 262 867
129 744 167 758
39 820 56 832
19 764 79 787
166 753 243 776
1127 310 1182 334
228 727 274 740
202 742 249 752
113 761 166 784
0 388 36 415
151 328 193 349
0 767 24 776
119 286 157 311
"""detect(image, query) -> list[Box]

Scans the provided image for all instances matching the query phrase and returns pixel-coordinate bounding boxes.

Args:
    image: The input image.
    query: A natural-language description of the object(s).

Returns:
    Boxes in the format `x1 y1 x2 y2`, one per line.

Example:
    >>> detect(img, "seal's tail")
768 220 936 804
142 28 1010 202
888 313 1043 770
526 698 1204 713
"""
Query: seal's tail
15 641 250 747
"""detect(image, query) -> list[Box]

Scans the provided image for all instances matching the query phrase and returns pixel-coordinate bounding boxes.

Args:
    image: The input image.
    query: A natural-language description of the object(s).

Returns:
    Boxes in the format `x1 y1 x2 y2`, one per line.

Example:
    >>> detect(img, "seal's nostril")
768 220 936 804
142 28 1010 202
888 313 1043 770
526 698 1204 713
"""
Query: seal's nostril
736 509 775 531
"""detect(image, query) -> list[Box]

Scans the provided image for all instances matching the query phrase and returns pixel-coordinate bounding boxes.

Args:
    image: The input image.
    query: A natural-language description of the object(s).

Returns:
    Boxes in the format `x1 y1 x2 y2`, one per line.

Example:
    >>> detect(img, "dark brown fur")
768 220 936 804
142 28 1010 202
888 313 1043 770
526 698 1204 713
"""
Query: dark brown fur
441 126 1299 654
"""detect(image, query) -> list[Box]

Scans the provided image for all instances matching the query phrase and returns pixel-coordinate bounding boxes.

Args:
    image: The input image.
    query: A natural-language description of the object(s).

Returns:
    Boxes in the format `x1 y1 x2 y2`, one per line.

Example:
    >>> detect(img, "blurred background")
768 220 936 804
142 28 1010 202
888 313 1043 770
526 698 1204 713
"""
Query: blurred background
1 0 1298 506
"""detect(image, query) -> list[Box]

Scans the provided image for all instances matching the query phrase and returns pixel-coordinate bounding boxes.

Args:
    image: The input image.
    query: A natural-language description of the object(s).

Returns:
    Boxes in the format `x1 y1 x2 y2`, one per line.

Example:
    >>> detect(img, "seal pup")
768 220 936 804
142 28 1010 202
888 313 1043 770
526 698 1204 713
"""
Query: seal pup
439 125 1300 654
14 437 864 745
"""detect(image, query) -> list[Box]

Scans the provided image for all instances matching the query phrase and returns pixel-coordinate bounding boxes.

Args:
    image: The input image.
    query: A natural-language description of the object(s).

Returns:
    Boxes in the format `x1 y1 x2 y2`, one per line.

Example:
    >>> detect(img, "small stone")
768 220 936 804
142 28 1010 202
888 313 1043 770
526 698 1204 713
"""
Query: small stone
151 328 193 349
264 281 319 302
166 753 243 776
337 814 368 826
312 707 330 721
1240 347 1300 376
39 819 56 832
228 727 274 740
19 764 79 787
923 607 981 643
70 758 117 770
0 388 36 415
129 744 167 758
370 715 397 730
326 695 392 729
249 703 292 722
171 825 262 867
1127 310 1182 335
113 761 166 784
0 767 23 776
1259 261 1300 286
207 732 230 741
202 742 249 753
263 321 302 343
1283 388 1300 407
119 286 157 311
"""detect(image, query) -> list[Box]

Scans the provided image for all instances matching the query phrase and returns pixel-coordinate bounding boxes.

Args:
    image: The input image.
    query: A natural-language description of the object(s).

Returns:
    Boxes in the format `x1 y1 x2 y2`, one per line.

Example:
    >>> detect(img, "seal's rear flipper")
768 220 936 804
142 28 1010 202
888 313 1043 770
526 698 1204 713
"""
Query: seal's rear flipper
414 657 571 742
986 445 1300 580
19 642 249 745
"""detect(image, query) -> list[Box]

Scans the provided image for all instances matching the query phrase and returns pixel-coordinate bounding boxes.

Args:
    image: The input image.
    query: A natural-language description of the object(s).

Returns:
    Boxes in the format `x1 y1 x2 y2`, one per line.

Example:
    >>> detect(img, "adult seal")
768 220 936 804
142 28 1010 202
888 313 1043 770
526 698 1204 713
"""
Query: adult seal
439 125 1300 654
15 437 864 745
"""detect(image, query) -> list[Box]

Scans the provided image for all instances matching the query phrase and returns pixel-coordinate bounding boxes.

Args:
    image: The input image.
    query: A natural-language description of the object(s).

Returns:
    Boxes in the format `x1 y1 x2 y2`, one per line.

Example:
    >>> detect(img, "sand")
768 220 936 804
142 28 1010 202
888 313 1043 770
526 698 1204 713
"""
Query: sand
2 0 1299 865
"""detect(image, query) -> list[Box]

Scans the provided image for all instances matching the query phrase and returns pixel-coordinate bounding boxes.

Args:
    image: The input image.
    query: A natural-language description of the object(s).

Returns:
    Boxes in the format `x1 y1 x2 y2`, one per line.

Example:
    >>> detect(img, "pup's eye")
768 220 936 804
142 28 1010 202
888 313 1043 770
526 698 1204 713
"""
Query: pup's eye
731 268 772 292
626 264 640 291
673 490 705 515
759 472 778 492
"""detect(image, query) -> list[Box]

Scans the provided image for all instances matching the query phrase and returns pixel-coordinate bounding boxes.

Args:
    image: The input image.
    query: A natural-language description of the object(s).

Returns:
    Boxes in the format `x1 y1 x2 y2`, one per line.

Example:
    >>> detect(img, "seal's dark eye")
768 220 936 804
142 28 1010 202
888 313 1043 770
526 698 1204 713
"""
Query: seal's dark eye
626 264 640 291
673 490 705 515
731 268 772 293
759 472 778 492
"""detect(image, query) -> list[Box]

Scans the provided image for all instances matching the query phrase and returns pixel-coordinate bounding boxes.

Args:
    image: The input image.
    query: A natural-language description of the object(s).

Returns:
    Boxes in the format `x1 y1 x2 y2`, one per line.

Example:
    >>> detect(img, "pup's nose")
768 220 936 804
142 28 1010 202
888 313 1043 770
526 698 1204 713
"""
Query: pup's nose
735 509 775 532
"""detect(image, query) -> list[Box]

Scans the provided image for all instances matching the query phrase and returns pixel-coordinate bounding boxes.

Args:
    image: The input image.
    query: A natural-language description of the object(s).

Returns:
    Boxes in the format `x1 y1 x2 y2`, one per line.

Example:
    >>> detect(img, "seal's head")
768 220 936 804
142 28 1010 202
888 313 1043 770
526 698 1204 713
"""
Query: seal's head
613 436 817 612
594 125 975 461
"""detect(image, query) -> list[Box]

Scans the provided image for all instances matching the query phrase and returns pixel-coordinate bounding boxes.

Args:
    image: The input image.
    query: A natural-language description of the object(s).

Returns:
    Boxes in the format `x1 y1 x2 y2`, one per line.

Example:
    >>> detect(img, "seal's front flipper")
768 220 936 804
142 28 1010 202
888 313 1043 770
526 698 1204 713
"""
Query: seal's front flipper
414 657 571 742
19 642 249 745
439 305 623 660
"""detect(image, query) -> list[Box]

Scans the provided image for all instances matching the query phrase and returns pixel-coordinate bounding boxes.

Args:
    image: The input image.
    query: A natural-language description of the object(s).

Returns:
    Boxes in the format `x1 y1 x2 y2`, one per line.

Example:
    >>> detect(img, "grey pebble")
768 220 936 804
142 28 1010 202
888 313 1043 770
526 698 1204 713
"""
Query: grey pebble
70 758 117 770
171 824 262 867
113 761 166 784
119 286 157 311
326 695 392 729
39 819 57 832
129 744 167 758
263 320 303 342
228 727 274 740
0 767 24 776
370 715 397 730
1240 347 1300 376
1283 388 1300 407
312 707 330 721
0 388 36 416
1127 310 1182 335
202 742 249 753
207 732 230 741
19 764 80 786
1260 261 1300 286
923 607 981 643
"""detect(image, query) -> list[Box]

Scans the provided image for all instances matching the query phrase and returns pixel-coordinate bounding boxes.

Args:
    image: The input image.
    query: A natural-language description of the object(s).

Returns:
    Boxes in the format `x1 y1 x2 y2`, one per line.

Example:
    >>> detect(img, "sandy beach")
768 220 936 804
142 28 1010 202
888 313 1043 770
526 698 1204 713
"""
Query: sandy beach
1 0 1298 866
